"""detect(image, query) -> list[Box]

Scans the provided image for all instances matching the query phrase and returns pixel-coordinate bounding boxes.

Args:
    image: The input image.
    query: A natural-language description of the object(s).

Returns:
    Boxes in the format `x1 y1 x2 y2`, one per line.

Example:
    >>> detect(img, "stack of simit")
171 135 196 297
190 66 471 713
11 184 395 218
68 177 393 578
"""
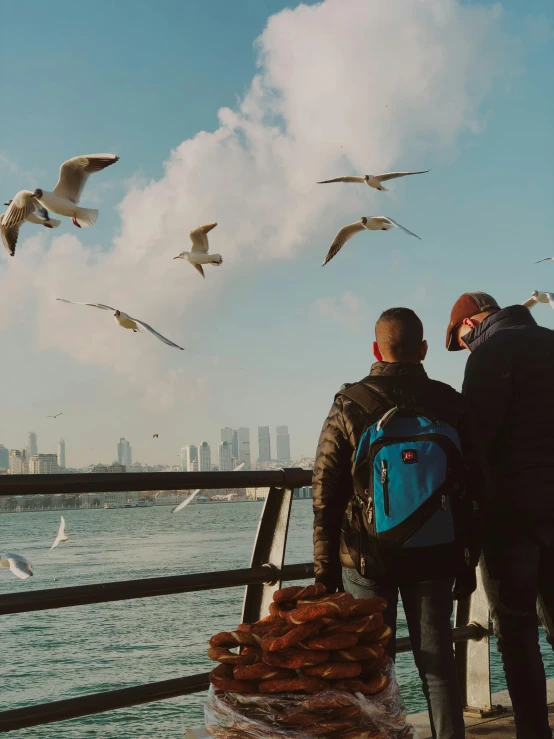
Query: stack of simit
208 583 392 697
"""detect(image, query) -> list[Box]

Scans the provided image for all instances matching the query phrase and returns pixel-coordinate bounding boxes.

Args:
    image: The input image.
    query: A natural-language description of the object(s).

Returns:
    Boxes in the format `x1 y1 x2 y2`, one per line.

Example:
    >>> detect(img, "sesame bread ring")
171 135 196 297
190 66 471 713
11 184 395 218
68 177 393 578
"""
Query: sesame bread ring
348 597 388 617
209 663 258 693
331 645 383 663
261 619 323 651
262 648 329 670
333 671 391 695
233 662 295 681
302 633 358 650
207 646 259 665
301 661 362 680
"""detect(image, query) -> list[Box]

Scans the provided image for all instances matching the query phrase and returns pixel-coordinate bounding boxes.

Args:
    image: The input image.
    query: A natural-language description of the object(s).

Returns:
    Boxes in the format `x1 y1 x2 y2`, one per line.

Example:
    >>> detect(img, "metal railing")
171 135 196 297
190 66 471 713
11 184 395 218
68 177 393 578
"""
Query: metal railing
0 469 494 733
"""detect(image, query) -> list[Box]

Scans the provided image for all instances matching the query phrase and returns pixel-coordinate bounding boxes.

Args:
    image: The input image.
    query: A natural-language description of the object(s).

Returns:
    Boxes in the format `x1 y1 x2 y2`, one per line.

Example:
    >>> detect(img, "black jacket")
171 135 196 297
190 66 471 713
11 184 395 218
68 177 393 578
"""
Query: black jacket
312 361 483 591
462 305 554 512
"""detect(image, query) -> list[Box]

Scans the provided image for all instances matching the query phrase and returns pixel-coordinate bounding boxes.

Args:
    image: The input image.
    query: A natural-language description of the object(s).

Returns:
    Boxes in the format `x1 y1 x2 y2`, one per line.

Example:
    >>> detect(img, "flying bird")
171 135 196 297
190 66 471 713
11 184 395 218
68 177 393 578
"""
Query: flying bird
173 223 222 278
322 216 421 266
31 154 119 228
153 434 159 439
172 462 245 513
1 198 61 257
523 291 554 310
535 258 554 264
56 299 184 350
317 170 430 192
50 516 69 551
0 552 33 580
47 412 63 419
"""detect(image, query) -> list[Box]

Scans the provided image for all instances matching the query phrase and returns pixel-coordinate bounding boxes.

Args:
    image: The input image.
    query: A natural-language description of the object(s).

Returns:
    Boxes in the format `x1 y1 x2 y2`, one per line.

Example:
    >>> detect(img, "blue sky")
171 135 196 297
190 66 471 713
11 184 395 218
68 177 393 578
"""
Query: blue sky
1 0 553 467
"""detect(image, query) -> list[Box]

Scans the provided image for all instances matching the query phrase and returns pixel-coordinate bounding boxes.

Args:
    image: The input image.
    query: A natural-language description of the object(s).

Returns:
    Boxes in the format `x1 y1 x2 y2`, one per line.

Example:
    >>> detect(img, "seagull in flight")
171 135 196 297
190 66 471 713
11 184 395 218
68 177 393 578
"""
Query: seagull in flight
47 412 63 419
153 434 159 439
0 552 33 579
322 216 421 266
30 153 119 228
56 300 184 350
1 198 61 256
535 257 554 264
523 291 554 309
50 516 69 551
172 462 245 513
317 170 430 192
173 223 222 278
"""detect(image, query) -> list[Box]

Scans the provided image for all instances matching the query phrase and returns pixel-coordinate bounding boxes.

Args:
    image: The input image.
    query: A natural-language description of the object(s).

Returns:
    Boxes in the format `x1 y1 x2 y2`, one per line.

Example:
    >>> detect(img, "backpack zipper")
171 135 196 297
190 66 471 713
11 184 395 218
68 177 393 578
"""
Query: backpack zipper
381 460 390 516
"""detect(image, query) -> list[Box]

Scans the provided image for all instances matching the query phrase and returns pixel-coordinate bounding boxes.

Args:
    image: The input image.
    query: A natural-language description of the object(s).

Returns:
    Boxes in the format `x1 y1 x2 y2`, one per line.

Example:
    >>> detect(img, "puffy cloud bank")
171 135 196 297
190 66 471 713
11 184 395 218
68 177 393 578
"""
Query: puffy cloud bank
0 0 515 407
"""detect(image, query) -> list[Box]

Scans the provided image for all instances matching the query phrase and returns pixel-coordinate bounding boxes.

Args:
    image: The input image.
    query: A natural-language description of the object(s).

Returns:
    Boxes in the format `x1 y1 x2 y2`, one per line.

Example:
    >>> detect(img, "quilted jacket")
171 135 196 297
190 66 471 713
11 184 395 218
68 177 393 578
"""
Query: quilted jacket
312 361 484 591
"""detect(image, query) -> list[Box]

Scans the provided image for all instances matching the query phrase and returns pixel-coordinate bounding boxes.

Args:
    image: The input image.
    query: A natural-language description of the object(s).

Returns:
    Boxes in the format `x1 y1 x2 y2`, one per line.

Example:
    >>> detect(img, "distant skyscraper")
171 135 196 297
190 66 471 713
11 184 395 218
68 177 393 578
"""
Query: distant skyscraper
238 428 251 468
199 442 211 471
221 427 234 444
185 445 198 471
0 445 9 469
219 441 233 471
29 454 59 474
57 439 66 469
180 447 188 472
9 450 27 474
258 426 271 462
276 426 291 461
232 430 239 461
27 432 38 459
117 438 132 468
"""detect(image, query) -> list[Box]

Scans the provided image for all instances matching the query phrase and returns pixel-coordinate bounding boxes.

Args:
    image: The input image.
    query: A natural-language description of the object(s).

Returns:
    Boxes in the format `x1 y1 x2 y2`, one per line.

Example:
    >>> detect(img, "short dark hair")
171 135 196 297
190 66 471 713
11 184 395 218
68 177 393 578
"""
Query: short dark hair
375 307 424 361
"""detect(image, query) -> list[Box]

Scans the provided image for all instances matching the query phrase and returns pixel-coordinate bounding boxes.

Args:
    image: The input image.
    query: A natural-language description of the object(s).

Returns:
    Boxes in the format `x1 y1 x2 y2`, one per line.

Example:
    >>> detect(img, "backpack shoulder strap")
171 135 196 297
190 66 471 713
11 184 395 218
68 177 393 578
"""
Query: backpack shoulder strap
336 381 390 415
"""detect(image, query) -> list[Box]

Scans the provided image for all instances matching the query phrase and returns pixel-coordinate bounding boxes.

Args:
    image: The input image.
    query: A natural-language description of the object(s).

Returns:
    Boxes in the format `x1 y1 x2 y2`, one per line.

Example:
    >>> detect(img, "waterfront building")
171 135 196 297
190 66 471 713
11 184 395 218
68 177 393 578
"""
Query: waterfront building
117 438 132 468
27 432 38 459
57 439 66 469
276 425 291 461
199 442 211 472
29 454 60 474
218 441 233 471
9 449 28 474
258 426 271 462
0 445 9 470
185 445 198 472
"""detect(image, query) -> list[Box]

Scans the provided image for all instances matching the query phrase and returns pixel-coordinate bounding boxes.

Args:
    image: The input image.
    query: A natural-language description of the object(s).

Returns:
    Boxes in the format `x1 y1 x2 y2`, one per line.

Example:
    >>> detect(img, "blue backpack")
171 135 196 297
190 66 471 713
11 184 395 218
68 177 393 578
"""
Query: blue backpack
339 382 472 579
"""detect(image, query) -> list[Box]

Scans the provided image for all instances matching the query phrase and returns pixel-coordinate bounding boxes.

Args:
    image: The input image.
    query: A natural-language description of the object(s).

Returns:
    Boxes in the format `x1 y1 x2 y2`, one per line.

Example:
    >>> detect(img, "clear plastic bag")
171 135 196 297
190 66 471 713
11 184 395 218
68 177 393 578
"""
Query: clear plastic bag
205 660 416 739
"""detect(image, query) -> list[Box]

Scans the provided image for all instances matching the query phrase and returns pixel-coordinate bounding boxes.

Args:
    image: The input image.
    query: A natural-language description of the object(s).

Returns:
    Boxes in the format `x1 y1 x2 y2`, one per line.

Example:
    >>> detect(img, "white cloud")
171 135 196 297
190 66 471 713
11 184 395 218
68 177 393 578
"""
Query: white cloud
0 0 518 413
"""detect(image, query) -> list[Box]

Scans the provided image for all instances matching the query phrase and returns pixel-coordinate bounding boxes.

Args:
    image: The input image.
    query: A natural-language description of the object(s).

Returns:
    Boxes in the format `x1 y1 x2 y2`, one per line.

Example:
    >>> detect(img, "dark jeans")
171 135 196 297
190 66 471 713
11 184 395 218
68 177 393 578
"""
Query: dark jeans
342 566 464 739
481 512 554 739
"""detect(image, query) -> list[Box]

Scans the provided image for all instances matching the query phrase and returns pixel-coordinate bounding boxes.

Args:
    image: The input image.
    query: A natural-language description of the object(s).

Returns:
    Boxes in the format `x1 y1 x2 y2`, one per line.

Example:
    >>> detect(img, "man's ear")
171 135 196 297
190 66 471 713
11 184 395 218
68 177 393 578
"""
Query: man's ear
462 317 478 329
372 341 383 361
420 340 428 361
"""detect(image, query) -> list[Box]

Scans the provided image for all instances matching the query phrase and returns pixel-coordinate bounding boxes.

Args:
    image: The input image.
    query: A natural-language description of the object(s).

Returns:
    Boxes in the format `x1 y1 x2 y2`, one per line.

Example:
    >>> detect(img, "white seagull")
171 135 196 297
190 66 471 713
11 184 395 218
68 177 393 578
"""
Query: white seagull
0 552 33 579
317 170 430 192
47 412 63 419
173 223 222 278
172 462 245 513
523 291 554 310
31 153 119 228
322 216 421 266
535 257 554 264
1 198 61 257
50 516 69 551
56 299 184 350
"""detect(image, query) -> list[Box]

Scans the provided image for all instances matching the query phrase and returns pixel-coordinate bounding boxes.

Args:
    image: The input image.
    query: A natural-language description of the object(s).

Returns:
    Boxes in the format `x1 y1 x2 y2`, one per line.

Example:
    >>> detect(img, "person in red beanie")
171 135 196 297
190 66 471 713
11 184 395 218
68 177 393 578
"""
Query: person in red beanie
446 291 554 739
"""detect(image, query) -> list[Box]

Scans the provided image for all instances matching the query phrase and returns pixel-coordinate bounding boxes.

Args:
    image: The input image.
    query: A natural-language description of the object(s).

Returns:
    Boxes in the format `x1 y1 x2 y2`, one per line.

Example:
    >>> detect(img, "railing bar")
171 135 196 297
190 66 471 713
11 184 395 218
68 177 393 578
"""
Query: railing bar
0 672 211 733
0 563 314 616
0 469 312 497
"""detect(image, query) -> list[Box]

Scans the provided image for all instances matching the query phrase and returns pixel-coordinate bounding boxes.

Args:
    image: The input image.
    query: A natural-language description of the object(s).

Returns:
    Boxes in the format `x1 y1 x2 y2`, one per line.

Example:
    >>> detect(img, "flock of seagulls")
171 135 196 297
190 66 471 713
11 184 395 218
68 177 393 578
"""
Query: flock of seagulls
318 169 426 266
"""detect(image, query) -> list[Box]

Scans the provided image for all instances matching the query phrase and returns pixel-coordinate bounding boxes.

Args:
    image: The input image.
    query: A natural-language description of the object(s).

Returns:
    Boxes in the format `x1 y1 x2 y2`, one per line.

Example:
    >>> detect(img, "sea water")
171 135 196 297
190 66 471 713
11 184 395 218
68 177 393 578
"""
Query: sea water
1 501 553 737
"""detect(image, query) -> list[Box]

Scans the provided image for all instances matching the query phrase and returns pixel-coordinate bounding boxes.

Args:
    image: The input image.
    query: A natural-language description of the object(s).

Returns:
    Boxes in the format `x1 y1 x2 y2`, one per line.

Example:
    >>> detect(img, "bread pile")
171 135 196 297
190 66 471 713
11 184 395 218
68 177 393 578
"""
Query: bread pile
207 583 392 697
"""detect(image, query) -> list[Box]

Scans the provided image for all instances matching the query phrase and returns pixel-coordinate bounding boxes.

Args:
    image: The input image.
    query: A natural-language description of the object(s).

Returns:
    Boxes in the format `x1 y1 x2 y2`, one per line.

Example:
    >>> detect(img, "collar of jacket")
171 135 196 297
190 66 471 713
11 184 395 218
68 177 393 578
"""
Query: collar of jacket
369 361 428 378
464 304 537 352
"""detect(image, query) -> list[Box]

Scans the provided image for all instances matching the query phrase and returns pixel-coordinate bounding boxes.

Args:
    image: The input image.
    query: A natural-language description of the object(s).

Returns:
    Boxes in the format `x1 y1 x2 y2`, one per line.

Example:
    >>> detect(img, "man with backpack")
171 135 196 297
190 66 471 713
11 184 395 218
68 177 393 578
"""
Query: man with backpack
446 291 554 739
313 307 483 739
